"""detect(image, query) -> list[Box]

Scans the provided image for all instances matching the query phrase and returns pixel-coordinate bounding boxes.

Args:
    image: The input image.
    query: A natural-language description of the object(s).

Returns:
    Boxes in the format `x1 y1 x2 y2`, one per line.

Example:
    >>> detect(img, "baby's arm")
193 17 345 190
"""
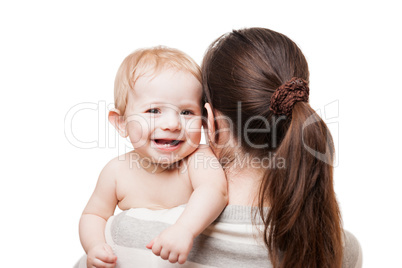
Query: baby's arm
79 159 119 268
147 147 228 264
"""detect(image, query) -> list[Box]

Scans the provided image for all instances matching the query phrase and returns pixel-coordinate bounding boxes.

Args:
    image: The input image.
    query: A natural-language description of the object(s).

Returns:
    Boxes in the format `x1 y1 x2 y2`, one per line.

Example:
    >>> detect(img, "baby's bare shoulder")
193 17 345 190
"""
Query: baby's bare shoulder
188 145 216 158
101 151 137 175
185 145 221 171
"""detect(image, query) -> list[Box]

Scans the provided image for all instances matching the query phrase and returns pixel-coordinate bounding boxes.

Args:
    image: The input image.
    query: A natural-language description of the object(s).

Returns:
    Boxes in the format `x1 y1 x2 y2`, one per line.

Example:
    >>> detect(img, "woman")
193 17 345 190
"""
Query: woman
198 27 362 268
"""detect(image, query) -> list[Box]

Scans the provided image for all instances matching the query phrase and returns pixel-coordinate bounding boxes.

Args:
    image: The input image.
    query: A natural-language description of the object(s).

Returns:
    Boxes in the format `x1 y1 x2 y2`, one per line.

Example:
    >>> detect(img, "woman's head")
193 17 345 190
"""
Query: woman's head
202 28 343 268
202 28 309 160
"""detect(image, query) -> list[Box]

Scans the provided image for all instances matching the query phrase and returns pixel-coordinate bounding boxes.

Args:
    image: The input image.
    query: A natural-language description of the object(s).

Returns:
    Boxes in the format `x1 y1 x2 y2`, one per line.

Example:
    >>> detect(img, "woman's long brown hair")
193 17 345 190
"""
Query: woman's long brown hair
202 28 343 268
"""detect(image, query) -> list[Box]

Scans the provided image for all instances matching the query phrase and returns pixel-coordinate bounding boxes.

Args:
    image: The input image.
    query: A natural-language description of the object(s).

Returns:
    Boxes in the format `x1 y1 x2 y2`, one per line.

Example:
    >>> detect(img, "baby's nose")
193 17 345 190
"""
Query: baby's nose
160 112 182 131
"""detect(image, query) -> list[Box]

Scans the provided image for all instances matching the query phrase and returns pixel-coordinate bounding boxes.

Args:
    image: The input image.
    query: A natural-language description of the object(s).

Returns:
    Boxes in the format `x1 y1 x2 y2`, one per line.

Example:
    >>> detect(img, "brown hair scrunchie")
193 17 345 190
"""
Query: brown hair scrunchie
269 77 309 117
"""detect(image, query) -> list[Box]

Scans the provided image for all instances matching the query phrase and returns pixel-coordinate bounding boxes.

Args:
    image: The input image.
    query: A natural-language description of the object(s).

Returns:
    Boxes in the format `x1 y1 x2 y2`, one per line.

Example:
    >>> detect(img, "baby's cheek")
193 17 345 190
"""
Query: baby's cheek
126 119 150 148
186 117 202 131
185 118 202 147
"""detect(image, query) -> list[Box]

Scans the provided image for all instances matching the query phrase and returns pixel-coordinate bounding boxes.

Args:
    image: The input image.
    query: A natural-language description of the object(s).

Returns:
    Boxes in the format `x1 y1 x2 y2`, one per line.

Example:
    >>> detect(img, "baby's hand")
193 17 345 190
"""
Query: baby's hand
146 224 195 264
87 243 117 268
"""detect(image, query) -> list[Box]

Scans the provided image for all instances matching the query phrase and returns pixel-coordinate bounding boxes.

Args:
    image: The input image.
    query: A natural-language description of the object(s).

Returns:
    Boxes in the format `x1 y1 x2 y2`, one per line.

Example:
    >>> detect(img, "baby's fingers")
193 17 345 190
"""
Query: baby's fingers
146 239 155 249
95 248 117 264
178 252 189 264
103 244 115 255
168 252 179 263
92 258 116 268
160 247 171 260
151 241 162 256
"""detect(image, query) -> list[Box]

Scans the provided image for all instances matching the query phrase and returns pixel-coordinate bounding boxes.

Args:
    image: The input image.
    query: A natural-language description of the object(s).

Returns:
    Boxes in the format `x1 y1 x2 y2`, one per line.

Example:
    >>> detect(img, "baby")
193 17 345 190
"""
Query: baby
79 47 228 267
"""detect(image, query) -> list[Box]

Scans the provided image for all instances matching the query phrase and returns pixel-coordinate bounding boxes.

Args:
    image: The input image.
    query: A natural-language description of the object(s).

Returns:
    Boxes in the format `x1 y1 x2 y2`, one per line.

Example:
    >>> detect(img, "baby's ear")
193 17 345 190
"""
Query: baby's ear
108 109 127 138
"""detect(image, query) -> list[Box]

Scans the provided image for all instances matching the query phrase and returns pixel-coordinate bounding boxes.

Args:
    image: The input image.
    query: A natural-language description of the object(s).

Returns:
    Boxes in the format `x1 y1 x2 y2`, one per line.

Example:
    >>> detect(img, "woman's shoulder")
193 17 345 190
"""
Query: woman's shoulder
342 230 363 268
213 207 363 268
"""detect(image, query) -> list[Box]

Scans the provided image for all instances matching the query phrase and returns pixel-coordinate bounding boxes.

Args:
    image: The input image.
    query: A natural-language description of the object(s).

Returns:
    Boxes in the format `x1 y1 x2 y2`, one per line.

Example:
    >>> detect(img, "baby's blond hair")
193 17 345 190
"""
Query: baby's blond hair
114 46 201 115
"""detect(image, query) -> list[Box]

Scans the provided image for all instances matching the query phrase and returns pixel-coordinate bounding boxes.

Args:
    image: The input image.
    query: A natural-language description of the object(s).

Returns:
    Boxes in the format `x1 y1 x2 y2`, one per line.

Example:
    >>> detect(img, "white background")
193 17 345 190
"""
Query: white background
1 1 401 267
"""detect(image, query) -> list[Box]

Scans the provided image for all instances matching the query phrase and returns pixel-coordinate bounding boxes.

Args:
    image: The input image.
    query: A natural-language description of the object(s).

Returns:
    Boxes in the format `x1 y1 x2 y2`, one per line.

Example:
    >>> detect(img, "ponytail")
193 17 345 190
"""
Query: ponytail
259 102 343 268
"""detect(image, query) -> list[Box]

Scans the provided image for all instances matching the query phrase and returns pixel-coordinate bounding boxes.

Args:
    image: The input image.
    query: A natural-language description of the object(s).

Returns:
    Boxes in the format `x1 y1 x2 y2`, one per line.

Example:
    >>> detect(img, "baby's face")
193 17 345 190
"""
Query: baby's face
124 68 202 165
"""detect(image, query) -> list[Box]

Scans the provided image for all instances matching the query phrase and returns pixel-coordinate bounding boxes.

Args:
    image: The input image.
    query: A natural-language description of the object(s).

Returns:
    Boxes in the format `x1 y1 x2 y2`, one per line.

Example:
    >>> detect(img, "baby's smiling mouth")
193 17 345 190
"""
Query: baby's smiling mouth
153 139 183 147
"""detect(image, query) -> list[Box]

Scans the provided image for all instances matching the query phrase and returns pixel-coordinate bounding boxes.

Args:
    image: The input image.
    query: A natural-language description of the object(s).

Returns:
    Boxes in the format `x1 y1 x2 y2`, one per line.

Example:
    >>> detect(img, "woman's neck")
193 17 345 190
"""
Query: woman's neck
225 166 264 206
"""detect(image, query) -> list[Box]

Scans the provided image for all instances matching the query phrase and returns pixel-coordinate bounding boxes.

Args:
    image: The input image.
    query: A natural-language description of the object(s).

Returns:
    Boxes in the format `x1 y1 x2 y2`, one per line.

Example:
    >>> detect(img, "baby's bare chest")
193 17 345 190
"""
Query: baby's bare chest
115 168 193 210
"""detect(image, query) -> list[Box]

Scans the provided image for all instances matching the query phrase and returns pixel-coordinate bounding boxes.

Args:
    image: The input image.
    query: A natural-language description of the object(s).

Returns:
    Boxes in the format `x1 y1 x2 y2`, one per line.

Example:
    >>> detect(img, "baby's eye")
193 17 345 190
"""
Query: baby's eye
180 110 194 116
146 108 160 114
